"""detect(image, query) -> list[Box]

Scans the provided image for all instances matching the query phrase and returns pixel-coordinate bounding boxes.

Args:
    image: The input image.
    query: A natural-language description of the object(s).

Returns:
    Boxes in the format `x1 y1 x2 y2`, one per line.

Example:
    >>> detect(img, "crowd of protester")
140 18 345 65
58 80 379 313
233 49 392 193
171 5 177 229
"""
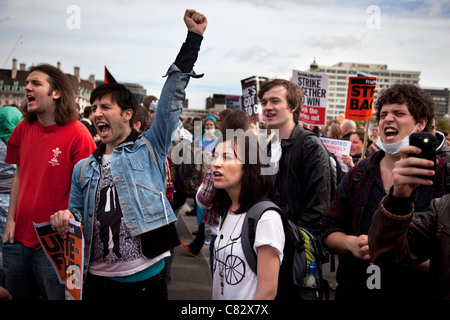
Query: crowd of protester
1 8 450 301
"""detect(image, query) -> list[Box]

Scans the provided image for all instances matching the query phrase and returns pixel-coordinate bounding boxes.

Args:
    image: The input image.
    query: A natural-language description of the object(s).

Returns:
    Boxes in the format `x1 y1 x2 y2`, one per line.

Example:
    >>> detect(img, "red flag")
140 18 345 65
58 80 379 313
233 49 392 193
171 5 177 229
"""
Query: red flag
104 66 117 84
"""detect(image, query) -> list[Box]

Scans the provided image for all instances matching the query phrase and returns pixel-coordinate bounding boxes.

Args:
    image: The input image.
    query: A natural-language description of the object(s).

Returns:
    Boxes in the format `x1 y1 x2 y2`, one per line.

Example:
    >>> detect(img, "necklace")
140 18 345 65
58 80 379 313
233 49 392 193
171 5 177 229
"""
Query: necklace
216 212 244 295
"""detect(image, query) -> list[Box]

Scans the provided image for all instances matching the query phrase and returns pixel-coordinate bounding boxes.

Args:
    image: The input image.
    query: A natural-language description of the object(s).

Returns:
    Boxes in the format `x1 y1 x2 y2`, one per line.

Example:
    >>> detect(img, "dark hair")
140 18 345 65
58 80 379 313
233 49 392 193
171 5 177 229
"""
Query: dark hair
134 104 151 132
257 78 302 123
83 106 92 118
211 131 274 216
90 83 139 127
23 64 79 125
375 83 435 132
350 130 370 146
218 109 233 122
220 109 250 134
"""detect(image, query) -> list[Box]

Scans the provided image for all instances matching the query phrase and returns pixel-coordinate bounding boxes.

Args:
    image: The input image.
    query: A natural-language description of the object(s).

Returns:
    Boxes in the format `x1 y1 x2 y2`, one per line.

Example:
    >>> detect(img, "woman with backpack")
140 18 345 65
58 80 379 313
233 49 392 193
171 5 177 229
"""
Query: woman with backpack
209 130 285 300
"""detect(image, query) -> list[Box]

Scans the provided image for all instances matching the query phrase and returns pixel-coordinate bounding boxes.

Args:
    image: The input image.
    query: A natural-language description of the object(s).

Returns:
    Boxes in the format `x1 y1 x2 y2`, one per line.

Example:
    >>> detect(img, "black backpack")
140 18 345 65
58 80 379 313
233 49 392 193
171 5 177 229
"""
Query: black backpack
222 199 330 300
298 129 344 202
267 127 343 205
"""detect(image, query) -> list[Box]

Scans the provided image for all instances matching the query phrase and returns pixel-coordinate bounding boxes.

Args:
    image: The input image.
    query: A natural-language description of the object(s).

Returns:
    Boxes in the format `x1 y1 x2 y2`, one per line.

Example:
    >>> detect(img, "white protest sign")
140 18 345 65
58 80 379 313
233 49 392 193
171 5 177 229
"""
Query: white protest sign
225 95 242 110
293 70 329 126
320 137 351 172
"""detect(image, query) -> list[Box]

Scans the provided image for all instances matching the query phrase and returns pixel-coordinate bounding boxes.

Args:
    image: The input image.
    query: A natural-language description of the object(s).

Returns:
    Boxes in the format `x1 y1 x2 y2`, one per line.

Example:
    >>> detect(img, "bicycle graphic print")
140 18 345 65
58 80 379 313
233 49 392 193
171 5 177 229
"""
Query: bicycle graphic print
214 234 246 286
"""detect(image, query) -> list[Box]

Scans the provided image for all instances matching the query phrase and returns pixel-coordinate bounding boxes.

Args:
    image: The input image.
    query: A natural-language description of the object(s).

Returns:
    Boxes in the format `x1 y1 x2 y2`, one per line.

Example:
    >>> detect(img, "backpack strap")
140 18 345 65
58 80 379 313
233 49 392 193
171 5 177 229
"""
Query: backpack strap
241 199 285 275
140 135 163 178
140 135 169 191
79 157 89 186
352 157 370 186
294 128 340 204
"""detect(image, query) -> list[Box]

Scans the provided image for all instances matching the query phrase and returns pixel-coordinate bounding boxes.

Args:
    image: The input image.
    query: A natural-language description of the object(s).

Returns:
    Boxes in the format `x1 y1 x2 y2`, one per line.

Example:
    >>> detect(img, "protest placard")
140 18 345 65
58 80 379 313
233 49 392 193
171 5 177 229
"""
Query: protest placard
356 70 377 78
345 77 377 121
320 137 352 172
34 220 84 300
293 69 329 126
241 76 268 122
225 95 242 110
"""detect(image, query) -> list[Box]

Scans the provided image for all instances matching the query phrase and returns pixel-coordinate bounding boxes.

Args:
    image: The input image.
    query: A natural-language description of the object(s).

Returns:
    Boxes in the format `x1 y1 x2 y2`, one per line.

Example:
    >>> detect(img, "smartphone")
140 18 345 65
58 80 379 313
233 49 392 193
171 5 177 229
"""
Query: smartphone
408 132 437 180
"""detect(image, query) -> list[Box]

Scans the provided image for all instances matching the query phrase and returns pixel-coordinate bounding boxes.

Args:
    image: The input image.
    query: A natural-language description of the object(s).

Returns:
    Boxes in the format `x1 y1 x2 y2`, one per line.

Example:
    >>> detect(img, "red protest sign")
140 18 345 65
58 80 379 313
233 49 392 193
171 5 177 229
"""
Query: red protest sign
300 105 327 126
345 77 377 121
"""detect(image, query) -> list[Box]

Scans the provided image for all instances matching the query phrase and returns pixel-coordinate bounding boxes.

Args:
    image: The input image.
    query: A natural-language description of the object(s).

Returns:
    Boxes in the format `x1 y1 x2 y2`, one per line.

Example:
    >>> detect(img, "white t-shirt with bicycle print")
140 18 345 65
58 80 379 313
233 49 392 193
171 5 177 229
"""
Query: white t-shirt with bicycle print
212 210 285 300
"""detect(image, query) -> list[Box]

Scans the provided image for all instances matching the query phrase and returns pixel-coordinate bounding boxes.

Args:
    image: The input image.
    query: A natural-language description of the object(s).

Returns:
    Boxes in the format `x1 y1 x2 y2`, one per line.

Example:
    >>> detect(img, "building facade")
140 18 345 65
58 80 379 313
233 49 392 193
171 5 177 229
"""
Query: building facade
180 107 209 120
423 87 450 119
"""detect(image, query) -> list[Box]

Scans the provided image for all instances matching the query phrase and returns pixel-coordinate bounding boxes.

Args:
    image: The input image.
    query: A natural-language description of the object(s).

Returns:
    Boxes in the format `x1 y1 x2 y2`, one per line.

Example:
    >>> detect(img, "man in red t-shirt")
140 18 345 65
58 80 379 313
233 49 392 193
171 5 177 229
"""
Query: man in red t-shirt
2 64 96 300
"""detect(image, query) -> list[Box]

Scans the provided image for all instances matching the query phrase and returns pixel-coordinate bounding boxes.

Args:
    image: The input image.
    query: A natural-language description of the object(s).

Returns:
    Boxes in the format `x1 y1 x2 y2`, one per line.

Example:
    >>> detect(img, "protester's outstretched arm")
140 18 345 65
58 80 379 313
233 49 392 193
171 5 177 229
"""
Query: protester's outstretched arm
147 9 207 156
174 9 207 74
184 9 207 36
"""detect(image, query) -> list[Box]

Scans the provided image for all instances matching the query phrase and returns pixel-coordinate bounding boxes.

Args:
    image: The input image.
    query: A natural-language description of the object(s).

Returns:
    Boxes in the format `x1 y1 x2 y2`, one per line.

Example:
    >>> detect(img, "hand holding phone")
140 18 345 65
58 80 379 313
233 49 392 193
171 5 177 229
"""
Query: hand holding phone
408 132 437 180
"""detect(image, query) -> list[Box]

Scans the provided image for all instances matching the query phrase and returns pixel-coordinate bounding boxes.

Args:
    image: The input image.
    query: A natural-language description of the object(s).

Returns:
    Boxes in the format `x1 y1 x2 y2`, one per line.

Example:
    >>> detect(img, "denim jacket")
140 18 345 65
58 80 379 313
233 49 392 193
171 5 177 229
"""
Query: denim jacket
68 64 198 274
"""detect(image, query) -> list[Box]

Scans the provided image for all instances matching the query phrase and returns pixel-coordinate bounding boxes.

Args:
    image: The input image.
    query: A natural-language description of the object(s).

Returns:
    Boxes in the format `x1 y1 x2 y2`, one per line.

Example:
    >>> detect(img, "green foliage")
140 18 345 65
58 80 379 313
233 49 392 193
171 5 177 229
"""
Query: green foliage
437 118 450 132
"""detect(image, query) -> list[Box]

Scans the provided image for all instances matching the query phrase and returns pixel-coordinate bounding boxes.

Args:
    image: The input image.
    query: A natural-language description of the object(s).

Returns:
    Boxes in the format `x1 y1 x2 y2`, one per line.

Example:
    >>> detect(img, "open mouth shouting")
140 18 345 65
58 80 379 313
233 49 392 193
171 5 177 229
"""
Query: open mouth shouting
26 94 36 106
383 127 399 142
96 122 111 137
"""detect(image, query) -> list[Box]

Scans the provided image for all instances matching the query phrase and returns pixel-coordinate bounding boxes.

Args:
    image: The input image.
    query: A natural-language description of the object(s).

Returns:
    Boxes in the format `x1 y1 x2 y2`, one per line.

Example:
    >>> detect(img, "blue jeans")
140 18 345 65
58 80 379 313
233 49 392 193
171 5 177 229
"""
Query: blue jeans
2 241 65 300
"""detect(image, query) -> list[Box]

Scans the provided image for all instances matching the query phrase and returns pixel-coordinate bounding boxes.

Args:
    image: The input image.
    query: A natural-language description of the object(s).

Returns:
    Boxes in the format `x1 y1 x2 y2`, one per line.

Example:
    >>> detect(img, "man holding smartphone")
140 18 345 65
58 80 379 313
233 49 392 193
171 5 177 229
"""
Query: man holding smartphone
321 83 448 300
369 145 450 299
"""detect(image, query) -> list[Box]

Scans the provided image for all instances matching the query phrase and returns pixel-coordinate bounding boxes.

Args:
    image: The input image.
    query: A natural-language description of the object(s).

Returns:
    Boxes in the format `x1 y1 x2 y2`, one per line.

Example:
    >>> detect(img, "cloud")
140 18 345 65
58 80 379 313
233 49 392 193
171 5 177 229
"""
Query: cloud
229 0 333 9
0 16 12 24
224 46 281 63
306 35 364 50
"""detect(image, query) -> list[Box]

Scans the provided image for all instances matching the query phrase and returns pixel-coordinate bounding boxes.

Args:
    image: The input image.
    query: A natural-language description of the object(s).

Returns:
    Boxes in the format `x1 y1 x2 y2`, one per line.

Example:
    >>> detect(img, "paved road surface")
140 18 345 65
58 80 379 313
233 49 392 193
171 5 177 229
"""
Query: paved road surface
168 200 213 300
167 199 336 300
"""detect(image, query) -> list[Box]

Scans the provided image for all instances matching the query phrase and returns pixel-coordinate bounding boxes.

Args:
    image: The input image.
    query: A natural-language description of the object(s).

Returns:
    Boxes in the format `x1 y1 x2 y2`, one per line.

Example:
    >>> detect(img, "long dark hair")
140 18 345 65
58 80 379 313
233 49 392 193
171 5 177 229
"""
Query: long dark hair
211 129 274 216
23 64 79 125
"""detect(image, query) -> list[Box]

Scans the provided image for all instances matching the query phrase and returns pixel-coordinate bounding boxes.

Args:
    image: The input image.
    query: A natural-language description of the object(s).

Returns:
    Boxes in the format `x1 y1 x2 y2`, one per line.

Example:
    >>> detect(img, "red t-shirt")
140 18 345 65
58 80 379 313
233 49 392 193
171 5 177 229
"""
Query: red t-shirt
6 119 96 248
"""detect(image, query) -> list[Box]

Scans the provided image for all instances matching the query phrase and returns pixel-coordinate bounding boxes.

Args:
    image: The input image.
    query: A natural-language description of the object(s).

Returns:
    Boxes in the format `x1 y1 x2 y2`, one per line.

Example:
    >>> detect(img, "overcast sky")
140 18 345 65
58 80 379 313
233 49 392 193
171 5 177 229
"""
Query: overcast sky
1 0 449 109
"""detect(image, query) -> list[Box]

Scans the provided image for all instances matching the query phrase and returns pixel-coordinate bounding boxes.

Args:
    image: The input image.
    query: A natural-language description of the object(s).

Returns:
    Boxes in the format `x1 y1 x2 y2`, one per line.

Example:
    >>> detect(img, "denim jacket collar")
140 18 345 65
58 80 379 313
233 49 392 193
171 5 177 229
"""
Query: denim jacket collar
92 128 141 163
